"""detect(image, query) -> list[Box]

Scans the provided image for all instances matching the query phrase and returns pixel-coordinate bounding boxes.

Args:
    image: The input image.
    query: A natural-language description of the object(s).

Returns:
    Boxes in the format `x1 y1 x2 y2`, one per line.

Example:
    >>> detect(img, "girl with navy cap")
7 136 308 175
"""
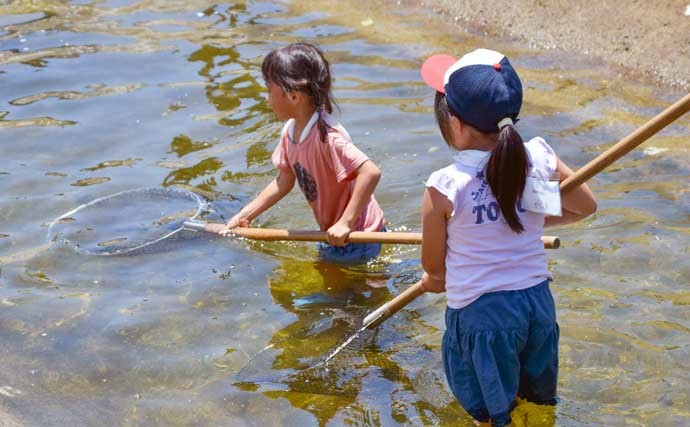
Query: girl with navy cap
419 49 597 426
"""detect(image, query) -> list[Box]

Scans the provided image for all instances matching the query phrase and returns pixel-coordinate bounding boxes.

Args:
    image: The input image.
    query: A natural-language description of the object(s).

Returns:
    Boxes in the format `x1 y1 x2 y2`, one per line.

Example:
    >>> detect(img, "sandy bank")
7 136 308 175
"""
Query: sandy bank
420 0 690 90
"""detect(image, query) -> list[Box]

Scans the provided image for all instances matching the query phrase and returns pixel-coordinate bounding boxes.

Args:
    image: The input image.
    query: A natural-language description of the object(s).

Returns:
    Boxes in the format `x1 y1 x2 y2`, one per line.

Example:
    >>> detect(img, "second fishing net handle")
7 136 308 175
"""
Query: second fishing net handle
561 92 690 192
363 92 690 330
363 280 426 328
184 220 559 248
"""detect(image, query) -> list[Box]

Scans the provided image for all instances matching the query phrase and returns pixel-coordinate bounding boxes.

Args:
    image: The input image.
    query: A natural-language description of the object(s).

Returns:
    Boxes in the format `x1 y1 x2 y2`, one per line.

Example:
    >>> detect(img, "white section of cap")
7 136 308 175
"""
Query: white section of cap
498 117 513 129
442 49 506 85
685 4 690 16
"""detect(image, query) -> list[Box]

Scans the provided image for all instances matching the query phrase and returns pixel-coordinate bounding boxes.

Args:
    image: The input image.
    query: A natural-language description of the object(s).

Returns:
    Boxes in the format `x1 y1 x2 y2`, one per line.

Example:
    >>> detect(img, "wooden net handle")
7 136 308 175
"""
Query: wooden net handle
230 227 559 248
561 92 690 192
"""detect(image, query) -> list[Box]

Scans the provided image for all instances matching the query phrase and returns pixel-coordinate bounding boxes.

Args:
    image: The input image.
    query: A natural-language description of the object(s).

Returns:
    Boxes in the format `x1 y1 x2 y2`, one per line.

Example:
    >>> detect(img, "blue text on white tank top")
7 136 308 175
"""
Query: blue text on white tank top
468 167 527 225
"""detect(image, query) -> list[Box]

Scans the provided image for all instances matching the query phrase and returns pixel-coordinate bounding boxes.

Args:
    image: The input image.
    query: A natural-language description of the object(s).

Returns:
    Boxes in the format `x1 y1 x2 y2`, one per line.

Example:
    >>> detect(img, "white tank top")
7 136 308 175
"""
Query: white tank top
426 137 557 309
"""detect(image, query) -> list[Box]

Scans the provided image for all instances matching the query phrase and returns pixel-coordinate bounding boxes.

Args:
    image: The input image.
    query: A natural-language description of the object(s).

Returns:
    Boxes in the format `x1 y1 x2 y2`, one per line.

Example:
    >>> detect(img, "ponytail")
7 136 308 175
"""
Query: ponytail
486 123 528 233
309 80 333 144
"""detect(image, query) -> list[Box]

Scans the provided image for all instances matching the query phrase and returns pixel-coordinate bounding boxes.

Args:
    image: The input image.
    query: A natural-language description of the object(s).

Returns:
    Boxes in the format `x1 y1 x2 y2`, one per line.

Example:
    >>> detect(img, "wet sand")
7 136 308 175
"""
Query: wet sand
421 0 690 90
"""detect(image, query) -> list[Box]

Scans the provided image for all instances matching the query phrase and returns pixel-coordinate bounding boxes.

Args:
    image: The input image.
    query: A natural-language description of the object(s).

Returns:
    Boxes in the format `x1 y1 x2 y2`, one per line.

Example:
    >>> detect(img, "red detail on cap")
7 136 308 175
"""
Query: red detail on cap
420 54 458 93
493 63 502 70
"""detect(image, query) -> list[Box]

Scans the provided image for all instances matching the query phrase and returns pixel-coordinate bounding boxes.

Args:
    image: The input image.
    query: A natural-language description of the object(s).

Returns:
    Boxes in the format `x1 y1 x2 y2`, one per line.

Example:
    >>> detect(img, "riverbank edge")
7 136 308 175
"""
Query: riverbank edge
415 0 690 91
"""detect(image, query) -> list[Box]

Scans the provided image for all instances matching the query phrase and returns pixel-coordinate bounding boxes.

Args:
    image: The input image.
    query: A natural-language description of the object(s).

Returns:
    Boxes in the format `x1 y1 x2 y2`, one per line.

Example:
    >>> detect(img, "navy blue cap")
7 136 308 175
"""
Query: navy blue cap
421 49 522 133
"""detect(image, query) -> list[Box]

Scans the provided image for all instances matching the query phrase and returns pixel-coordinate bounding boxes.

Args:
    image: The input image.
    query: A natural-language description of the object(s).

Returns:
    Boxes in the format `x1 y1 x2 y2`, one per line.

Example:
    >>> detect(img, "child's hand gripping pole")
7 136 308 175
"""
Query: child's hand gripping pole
362 92 690 330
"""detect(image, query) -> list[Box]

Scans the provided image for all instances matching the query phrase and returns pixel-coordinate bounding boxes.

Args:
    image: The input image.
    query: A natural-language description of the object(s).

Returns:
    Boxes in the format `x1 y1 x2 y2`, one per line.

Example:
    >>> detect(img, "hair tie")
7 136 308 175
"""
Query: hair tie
497 117 513 130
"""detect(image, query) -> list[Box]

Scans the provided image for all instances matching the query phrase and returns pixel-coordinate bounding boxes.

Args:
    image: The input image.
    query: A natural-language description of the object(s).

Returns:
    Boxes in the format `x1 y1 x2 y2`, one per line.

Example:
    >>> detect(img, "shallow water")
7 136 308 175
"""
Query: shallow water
1 1 689 426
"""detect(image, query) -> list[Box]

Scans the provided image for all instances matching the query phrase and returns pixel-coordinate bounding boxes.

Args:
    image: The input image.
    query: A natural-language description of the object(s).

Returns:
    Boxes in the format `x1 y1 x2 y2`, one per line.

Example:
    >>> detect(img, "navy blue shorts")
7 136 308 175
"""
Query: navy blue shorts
316 228 385 264
317 241 382 264
442 280 559 427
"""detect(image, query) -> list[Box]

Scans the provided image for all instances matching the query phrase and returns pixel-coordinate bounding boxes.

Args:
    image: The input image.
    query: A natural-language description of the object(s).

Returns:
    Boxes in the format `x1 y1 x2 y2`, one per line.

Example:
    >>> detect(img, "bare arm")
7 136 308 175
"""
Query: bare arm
420 187 451 293
544 157 597 227
327 160 381 246
219 169 296 234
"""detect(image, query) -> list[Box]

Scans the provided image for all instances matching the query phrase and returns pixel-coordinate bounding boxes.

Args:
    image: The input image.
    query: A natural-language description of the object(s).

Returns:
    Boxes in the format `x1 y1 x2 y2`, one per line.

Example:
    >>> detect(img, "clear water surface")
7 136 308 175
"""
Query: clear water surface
1 1 689 426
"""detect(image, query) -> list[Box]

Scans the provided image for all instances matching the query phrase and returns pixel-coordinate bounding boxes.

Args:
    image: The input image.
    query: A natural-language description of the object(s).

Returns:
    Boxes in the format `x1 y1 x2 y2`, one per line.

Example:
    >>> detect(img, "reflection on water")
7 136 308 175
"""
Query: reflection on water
1 0 689 426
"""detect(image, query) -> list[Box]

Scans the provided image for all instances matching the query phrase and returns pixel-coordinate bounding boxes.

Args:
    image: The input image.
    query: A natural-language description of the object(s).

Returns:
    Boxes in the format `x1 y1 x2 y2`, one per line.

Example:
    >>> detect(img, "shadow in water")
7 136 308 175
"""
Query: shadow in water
227 255 467 425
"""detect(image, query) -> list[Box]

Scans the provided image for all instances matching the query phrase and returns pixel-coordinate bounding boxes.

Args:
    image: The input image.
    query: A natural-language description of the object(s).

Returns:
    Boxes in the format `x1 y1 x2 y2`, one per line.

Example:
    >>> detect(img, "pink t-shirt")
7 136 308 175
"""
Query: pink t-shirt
272 111 385 232
426 137 557 309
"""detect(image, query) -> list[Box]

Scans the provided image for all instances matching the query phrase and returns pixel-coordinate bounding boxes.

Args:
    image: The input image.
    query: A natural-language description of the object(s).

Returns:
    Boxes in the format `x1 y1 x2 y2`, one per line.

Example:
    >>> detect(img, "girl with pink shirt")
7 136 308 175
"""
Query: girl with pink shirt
219 42 386 264
419 49 597 426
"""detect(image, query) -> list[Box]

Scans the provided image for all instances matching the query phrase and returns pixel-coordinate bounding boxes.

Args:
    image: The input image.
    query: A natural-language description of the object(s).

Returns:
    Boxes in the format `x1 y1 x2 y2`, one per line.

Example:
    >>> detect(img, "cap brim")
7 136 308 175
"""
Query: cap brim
421 54 457 93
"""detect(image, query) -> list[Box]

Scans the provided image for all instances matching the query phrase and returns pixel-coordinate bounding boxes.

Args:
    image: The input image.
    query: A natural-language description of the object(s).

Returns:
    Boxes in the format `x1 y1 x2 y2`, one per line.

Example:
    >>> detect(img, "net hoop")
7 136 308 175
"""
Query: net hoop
48 187 208 256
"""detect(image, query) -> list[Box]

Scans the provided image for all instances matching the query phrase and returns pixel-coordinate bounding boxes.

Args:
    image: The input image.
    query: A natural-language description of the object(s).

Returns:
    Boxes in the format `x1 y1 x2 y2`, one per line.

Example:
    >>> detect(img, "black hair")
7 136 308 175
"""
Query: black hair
433 91 528 233
434 91 453 145
261 42 335 143
486 124 528 233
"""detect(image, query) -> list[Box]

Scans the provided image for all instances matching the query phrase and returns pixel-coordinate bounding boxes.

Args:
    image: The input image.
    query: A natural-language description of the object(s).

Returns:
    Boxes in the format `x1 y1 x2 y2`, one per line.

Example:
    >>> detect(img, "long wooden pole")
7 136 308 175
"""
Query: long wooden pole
561 92 690 192
363 92 690 329
184 220 561 249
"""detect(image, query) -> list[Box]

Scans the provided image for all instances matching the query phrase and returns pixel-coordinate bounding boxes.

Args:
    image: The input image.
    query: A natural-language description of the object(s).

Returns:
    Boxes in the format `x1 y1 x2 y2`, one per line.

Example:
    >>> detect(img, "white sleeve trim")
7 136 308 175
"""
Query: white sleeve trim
426 168 459 216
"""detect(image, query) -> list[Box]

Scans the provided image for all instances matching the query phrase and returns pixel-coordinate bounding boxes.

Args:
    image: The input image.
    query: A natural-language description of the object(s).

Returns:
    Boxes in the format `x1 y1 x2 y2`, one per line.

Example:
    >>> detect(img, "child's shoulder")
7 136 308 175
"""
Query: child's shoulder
322 113 352 143
427 163 473 194
524 136 555 155
431 162 463 176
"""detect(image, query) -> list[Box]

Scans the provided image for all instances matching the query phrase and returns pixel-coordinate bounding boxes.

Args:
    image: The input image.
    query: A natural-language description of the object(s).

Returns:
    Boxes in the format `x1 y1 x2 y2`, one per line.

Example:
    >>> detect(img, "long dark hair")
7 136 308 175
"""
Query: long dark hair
261 42 335 143
434 91 453 145
486 124 528 233
434 92 528 233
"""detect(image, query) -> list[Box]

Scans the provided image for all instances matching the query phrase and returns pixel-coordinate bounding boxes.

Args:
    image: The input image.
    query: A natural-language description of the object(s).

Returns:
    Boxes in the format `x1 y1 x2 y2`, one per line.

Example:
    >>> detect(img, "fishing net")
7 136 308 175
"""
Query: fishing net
48 187 209 256
231 321 382 398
